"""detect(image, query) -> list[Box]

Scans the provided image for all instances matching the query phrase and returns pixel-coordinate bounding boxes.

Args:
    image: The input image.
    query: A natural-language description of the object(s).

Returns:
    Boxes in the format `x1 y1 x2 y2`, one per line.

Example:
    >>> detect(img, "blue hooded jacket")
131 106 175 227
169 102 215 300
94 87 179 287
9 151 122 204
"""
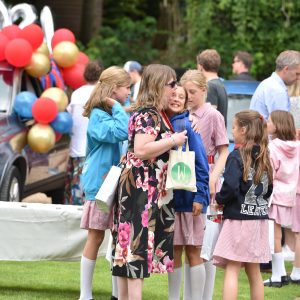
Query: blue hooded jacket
81 102 129 200
170 111 210 213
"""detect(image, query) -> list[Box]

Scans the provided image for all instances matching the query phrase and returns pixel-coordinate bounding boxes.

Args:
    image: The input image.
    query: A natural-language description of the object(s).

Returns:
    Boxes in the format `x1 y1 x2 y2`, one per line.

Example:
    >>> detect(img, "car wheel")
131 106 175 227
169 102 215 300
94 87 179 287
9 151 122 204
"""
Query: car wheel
0 166 22 202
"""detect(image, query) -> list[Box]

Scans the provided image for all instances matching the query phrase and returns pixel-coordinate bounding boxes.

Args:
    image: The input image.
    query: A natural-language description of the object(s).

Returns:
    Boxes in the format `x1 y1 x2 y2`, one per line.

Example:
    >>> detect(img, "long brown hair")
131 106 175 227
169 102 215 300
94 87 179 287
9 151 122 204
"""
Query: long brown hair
270 110 296 141
132 64 176 111
235 110 273 184
83 66 130 117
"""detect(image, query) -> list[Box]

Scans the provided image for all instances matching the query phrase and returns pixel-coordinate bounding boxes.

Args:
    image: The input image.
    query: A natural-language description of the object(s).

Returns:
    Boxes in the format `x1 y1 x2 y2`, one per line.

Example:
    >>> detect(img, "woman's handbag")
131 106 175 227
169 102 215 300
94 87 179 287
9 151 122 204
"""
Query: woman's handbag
166 140 197 192
95 164 123 213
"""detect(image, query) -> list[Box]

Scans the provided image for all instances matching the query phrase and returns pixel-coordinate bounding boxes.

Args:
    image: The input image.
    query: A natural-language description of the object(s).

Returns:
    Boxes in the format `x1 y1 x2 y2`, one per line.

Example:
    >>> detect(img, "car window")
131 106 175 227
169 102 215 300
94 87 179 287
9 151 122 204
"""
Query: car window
0 69 13 114
227 94 251 142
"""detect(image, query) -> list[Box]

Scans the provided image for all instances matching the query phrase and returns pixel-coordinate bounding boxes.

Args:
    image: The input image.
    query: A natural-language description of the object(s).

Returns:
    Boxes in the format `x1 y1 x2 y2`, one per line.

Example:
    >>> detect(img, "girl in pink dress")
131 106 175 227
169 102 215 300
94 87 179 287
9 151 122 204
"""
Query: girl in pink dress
180 70 229 299
264 110 299 287
213 110 273 300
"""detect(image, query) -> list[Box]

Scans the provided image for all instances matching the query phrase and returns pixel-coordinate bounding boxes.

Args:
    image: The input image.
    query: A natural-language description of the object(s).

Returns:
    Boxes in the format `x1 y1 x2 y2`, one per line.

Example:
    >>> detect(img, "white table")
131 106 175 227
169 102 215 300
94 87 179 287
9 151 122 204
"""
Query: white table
0 202 109 261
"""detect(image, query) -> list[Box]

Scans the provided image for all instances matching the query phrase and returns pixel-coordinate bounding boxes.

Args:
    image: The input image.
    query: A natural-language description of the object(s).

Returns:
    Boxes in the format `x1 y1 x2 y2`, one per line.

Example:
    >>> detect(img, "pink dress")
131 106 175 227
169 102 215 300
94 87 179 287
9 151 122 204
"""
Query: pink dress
268 139 299 227
213 219 271 268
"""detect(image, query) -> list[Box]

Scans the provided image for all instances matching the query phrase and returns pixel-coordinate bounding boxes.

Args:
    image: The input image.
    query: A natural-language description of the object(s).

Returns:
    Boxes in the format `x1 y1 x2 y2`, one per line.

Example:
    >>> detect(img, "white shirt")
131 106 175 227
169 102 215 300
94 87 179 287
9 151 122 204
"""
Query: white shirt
132 80 141 102
66 84 95 157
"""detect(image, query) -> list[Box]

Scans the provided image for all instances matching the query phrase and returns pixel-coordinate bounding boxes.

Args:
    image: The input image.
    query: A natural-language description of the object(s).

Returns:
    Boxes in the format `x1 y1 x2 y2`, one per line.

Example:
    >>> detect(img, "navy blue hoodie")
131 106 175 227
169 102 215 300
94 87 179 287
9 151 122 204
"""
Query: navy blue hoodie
170 111 210 213
216 145 273 220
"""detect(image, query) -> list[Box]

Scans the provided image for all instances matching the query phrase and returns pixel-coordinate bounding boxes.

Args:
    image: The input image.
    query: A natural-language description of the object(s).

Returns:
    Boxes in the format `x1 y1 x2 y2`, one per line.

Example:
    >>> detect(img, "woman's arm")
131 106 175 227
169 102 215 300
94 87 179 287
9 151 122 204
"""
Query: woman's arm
134 131 187 160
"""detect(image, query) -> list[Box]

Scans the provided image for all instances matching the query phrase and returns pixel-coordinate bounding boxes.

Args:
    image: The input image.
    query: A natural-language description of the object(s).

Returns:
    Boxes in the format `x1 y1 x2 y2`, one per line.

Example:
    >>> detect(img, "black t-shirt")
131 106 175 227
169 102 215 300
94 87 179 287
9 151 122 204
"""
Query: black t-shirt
207 78 228 126
232 72 256 81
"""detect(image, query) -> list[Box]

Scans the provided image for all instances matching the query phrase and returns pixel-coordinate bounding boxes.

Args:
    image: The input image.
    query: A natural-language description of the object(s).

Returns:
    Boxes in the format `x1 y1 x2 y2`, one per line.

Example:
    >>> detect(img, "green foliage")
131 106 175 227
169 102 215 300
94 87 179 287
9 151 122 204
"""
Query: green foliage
177 0 300 80
84 17 158 67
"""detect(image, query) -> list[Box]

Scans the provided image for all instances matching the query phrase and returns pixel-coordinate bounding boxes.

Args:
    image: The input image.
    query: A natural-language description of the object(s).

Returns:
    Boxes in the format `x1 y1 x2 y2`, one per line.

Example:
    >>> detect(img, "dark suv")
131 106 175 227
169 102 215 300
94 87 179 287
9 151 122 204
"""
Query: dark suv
0 62 70 203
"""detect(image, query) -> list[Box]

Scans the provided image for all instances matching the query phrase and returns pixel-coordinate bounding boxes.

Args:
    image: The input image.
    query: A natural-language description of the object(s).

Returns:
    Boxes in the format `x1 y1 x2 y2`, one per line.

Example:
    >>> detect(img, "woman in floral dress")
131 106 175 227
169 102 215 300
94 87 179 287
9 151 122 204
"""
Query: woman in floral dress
112 64 187 300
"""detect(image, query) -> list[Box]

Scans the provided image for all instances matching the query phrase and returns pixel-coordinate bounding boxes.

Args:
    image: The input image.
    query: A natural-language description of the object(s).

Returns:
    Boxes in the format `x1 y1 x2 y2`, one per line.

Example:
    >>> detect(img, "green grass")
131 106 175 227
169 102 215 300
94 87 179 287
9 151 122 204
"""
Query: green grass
0 259 299 299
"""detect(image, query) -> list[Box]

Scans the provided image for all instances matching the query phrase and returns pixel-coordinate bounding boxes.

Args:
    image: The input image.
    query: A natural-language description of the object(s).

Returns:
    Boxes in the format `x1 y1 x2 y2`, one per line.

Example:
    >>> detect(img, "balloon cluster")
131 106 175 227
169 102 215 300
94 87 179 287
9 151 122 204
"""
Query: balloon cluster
0 24 89 90
14 89 73 153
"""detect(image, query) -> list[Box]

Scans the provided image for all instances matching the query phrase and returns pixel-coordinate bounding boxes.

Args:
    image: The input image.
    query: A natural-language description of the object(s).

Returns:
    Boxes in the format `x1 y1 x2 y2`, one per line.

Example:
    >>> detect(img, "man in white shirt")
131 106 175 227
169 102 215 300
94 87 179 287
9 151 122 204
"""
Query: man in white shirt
124 60 142 102
250 50 300 120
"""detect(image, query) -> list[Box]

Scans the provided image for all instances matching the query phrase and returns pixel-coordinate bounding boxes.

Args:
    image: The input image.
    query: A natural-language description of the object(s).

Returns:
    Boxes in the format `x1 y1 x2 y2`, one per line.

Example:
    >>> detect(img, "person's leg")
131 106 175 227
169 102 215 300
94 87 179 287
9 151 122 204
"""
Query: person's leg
202 260 217 300
117 276 128 300
245 263 264 300
111 275 118 299
183 254 191 300
127 278 144 300
291 233 300 282
80 229 105 300
168 246 183 300
274 222 283 253
186 245 205 300
265 223 287 286
222 260 241 300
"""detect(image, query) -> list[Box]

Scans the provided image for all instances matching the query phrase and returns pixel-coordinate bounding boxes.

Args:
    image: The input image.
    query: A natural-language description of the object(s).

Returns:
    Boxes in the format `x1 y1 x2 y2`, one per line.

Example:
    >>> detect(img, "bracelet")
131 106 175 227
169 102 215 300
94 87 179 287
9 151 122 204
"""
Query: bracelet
170 135 176 146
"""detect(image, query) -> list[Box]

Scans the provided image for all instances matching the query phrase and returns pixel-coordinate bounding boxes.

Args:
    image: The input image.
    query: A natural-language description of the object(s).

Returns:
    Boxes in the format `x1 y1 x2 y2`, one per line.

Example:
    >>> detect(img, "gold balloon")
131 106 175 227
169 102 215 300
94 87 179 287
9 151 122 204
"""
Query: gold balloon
27 124 55 153
25 52 51 78
53 41 79 68
36 42 50 57
41 87 69 112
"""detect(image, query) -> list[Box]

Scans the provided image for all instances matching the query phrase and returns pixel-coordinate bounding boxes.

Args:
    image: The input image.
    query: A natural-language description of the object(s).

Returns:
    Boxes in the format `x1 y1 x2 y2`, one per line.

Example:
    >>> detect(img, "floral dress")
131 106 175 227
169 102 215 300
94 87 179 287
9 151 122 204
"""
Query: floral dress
112 107 174 279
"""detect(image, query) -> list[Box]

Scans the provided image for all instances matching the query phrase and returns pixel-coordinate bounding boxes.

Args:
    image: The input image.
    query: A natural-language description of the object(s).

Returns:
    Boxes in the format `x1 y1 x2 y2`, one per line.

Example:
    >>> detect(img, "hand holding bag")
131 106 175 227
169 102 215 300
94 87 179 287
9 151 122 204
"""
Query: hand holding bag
166 140 197 192
95 164 123 213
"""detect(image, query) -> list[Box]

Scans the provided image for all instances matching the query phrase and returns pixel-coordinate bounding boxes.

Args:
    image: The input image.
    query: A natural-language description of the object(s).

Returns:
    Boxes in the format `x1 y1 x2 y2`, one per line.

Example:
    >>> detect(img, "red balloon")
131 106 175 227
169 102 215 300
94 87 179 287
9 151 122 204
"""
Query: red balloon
51 28 75 50
2 25 21 40
5 38 33 67
0 33 9 61
62 63 86 89
19 24 44 50
77 52 89 65
55 132 62 142
32 97 58 124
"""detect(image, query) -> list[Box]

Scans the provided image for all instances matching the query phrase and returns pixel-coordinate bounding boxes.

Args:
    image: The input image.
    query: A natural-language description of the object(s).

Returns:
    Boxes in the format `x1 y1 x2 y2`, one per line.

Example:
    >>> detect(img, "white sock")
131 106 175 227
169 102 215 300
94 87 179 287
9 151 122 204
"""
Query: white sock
190 264 206 300
168 267 182 300
269 252 286 282
183 263 191 300
291 267 300 280
112 275 118 298
79 256 96 300
202 261 216 300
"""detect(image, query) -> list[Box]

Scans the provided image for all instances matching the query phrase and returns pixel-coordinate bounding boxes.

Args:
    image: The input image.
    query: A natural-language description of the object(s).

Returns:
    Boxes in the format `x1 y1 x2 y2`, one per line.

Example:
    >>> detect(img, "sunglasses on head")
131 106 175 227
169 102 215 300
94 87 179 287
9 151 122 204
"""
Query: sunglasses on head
166 80 177 88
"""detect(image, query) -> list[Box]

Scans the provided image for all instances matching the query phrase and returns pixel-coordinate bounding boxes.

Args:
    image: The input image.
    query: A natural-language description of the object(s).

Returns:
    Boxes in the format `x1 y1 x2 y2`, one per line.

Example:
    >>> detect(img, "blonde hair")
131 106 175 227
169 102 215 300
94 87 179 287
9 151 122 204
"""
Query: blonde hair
133 64 176 111
288 80 300 97
235 110 273 184
180 69 208 91
83 66 131 117
270 110 296 141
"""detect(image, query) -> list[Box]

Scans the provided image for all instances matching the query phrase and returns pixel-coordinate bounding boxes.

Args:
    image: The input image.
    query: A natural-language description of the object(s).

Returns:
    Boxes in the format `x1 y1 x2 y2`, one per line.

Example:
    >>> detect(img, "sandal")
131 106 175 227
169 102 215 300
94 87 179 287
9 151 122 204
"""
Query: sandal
291 278 300 284
264 278 282 288
281 275 290 286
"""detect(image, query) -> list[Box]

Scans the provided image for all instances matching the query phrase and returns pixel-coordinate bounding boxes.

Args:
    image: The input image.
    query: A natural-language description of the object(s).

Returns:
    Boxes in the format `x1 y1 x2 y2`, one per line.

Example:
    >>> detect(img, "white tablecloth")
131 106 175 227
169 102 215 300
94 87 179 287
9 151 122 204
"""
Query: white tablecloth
0 202 109 261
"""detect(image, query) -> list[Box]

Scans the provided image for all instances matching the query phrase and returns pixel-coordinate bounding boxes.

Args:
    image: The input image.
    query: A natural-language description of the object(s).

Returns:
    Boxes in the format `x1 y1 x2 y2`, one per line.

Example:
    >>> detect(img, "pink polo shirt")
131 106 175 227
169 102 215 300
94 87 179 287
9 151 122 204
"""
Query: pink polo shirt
191 103 229 156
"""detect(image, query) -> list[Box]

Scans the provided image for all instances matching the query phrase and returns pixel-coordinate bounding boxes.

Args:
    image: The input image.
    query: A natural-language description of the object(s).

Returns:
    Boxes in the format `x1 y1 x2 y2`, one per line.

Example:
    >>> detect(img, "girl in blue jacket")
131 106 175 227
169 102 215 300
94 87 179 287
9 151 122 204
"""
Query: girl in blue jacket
79 66 131 300
166 84 210 300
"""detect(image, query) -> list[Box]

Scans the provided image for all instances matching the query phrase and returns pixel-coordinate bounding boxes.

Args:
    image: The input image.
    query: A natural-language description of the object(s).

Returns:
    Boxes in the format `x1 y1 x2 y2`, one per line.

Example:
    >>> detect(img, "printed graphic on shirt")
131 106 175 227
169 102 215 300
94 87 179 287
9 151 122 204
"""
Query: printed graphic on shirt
241 168 268 216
